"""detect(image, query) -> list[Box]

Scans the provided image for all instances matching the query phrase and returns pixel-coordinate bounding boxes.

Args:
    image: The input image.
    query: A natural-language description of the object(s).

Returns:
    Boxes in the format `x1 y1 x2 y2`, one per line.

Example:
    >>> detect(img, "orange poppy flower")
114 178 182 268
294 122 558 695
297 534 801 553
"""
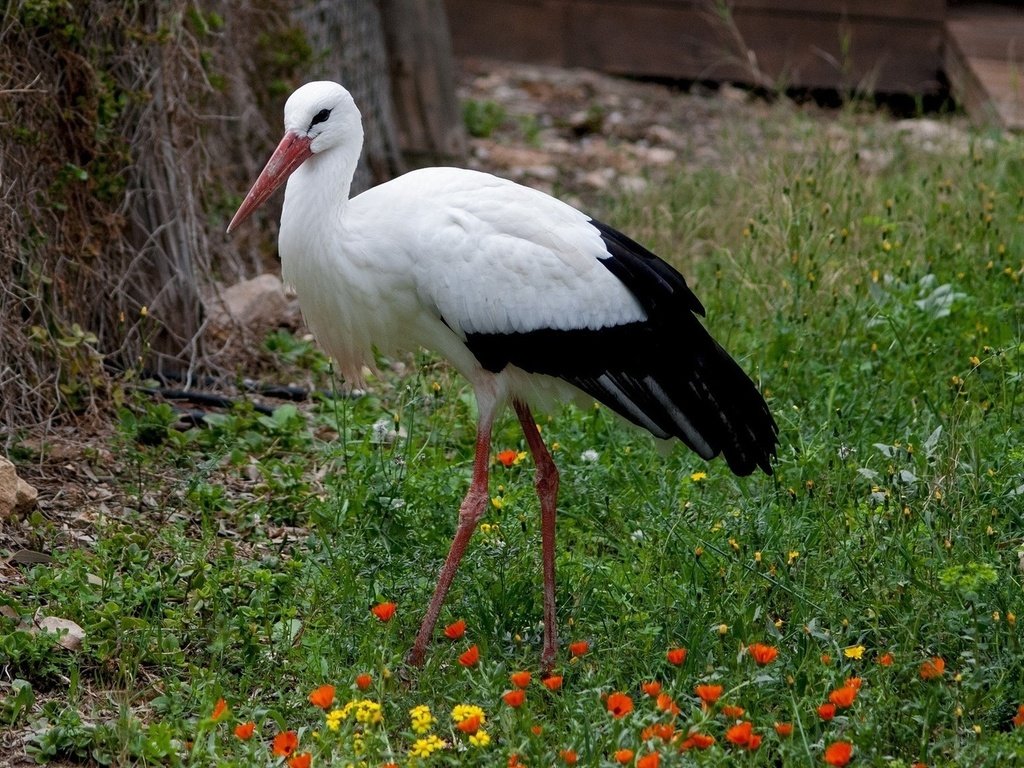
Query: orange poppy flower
355 673 372 691
828 685 857 708
458 644 480 667
272 730 299 757
531 725 543 736
211 698 229 722
559 749 578 765
747 733 762 751
234 721 255 740
497 450 518 467
821 654 832 665
920 657 945 680
444 619 466 639
636 753 661 768
817 703 836 721
666 647 687 666
694 684 723 705
510 670 532 688
641 681 662 697
371 602 396 622
680 732 715 750
569 640 590 657
503 689 526 708
653 723 674 742
508 754 525 768
287 753 312 768
774 722 793 737
878 652 894 667
606 691 634 718
655 692 681 715
824 741 853 766
542 675 563 691
1013 704 1024 728
845 676 863 690
747 643 778 665
614 748 635 764
721 705 745 719
642 723 675 741
307 684 335 710
457 715 481 734
725 721 753 747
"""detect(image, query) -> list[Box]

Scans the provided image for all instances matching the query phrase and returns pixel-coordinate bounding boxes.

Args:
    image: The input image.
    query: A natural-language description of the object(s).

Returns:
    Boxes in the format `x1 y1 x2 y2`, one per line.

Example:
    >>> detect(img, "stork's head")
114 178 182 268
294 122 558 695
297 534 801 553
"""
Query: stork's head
227 81 362 233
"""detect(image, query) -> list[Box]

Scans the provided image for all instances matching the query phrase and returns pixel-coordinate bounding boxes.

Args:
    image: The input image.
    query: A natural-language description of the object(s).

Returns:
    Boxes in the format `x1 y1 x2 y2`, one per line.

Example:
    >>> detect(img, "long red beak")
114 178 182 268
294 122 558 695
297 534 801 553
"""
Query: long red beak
227 132 313 233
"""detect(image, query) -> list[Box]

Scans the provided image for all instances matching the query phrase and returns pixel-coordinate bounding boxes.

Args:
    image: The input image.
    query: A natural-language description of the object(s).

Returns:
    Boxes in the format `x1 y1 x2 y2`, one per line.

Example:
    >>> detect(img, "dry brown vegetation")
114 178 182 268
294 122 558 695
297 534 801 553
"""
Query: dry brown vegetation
0 0 402 442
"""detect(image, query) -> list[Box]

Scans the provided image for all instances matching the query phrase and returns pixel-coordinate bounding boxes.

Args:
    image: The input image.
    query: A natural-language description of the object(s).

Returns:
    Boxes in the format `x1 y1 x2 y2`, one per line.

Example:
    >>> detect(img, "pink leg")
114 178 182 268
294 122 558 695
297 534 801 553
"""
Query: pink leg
513 399 560 672
407 413 493 667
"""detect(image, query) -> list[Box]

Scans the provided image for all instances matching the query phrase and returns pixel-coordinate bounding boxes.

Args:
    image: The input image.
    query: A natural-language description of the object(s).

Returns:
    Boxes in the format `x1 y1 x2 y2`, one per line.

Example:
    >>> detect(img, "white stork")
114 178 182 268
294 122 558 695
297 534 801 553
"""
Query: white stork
228 81 778 670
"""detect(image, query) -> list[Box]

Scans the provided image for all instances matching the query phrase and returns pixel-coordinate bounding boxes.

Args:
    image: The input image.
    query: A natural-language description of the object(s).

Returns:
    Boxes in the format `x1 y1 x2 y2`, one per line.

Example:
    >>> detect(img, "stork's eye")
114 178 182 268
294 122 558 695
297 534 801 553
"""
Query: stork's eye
309 108 331 128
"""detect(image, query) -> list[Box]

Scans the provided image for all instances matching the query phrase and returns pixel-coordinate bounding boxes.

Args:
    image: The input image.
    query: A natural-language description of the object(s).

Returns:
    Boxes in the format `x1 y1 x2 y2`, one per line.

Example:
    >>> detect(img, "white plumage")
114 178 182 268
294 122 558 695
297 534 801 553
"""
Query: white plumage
229 81 778 670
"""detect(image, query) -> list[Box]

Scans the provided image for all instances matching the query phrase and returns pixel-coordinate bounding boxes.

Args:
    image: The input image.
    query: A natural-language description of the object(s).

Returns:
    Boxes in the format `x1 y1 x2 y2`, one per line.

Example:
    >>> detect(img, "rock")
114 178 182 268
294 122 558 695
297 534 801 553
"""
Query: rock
637 146 678 165
718 83 749 103
645 125 682 146
0 456 38 518
895 118 974 155
207 273 298 337
35 613 86 651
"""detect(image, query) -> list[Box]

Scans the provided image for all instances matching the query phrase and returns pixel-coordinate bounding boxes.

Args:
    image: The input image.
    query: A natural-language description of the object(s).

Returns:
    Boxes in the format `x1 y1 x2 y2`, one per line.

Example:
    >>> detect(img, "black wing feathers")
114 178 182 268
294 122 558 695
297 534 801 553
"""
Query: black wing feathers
590 219 706 317
463 218 778 476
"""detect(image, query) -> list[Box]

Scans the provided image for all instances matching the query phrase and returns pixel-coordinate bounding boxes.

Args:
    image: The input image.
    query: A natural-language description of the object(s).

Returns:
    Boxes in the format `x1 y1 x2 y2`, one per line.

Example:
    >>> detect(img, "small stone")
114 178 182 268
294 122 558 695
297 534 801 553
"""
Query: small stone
206 274 298 337
35 614 86 651
0 457 38 518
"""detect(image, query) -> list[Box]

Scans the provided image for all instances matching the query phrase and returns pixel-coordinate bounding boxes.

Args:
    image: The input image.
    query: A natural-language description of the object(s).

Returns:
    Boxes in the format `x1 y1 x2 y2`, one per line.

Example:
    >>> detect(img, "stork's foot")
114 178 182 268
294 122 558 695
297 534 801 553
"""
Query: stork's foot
405 643 427 669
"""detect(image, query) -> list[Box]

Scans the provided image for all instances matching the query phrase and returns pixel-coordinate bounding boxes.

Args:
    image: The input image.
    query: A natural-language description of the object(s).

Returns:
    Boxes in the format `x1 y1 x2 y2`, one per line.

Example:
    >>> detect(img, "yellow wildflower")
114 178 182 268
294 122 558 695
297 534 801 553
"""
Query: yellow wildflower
690 471 707 483
409 734 446 758
326 708 345 731
469 729 491 748
410 704 434 734
337 699 382 725
844 645 865 660
451 704 486 726
491 496 504 510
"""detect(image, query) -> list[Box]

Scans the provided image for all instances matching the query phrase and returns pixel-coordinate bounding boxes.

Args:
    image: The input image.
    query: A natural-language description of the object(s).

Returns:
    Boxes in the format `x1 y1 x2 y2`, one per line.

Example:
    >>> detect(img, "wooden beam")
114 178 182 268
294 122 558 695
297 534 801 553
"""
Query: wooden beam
945 5 1024 130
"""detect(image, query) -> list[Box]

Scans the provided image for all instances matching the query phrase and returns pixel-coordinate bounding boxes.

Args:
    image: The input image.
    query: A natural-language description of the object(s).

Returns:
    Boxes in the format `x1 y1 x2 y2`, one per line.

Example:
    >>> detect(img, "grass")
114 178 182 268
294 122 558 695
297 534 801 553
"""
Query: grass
3 105 1024 766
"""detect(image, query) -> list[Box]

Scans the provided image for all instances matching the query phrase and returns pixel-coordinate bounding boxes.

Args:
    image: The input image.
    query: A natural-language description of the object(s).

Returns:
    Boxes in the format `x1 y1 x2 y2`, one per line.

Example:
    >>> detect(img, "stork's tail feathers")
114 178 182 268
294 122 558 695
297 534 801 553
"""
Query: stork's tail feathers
575 331 777 476
660 338 777 476
465 320 778 476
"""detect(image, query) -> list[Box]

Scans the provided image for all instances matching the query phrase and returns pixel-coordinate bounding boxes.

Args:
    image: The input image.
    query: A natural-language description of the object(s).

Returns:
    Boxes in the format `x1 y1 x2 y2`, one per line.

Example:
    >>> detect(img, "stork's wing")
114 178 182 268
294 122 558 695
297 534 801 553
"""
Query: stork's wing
408 170 778 475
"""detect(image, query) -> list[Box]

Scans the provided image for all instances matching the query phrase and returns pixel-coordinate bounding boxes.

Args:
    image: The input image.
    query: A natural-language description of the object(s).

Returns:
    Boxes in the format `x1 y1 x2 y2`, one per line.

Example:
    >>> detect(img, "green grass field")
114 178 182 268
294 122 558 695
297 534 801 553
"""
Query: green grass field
4 106 1024 766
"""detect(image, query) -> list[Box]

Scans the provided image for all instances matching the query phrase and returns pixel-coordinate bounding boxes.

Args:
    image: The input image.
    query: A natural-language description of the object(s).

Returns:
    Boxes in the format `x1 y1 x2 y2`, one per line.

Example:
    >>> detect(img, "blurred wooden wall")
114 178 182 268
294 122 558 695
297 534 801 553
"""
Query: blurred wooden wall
443 0 947 94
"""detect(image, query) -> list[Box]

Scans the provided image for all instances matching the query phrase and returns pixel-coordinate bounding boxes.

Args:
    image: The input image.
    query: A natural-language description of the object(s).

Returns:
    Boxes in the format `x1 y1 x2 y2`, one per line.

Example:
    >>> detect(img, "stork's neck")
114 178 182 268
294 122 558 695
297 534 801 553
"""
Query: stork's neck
281 140 361 239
